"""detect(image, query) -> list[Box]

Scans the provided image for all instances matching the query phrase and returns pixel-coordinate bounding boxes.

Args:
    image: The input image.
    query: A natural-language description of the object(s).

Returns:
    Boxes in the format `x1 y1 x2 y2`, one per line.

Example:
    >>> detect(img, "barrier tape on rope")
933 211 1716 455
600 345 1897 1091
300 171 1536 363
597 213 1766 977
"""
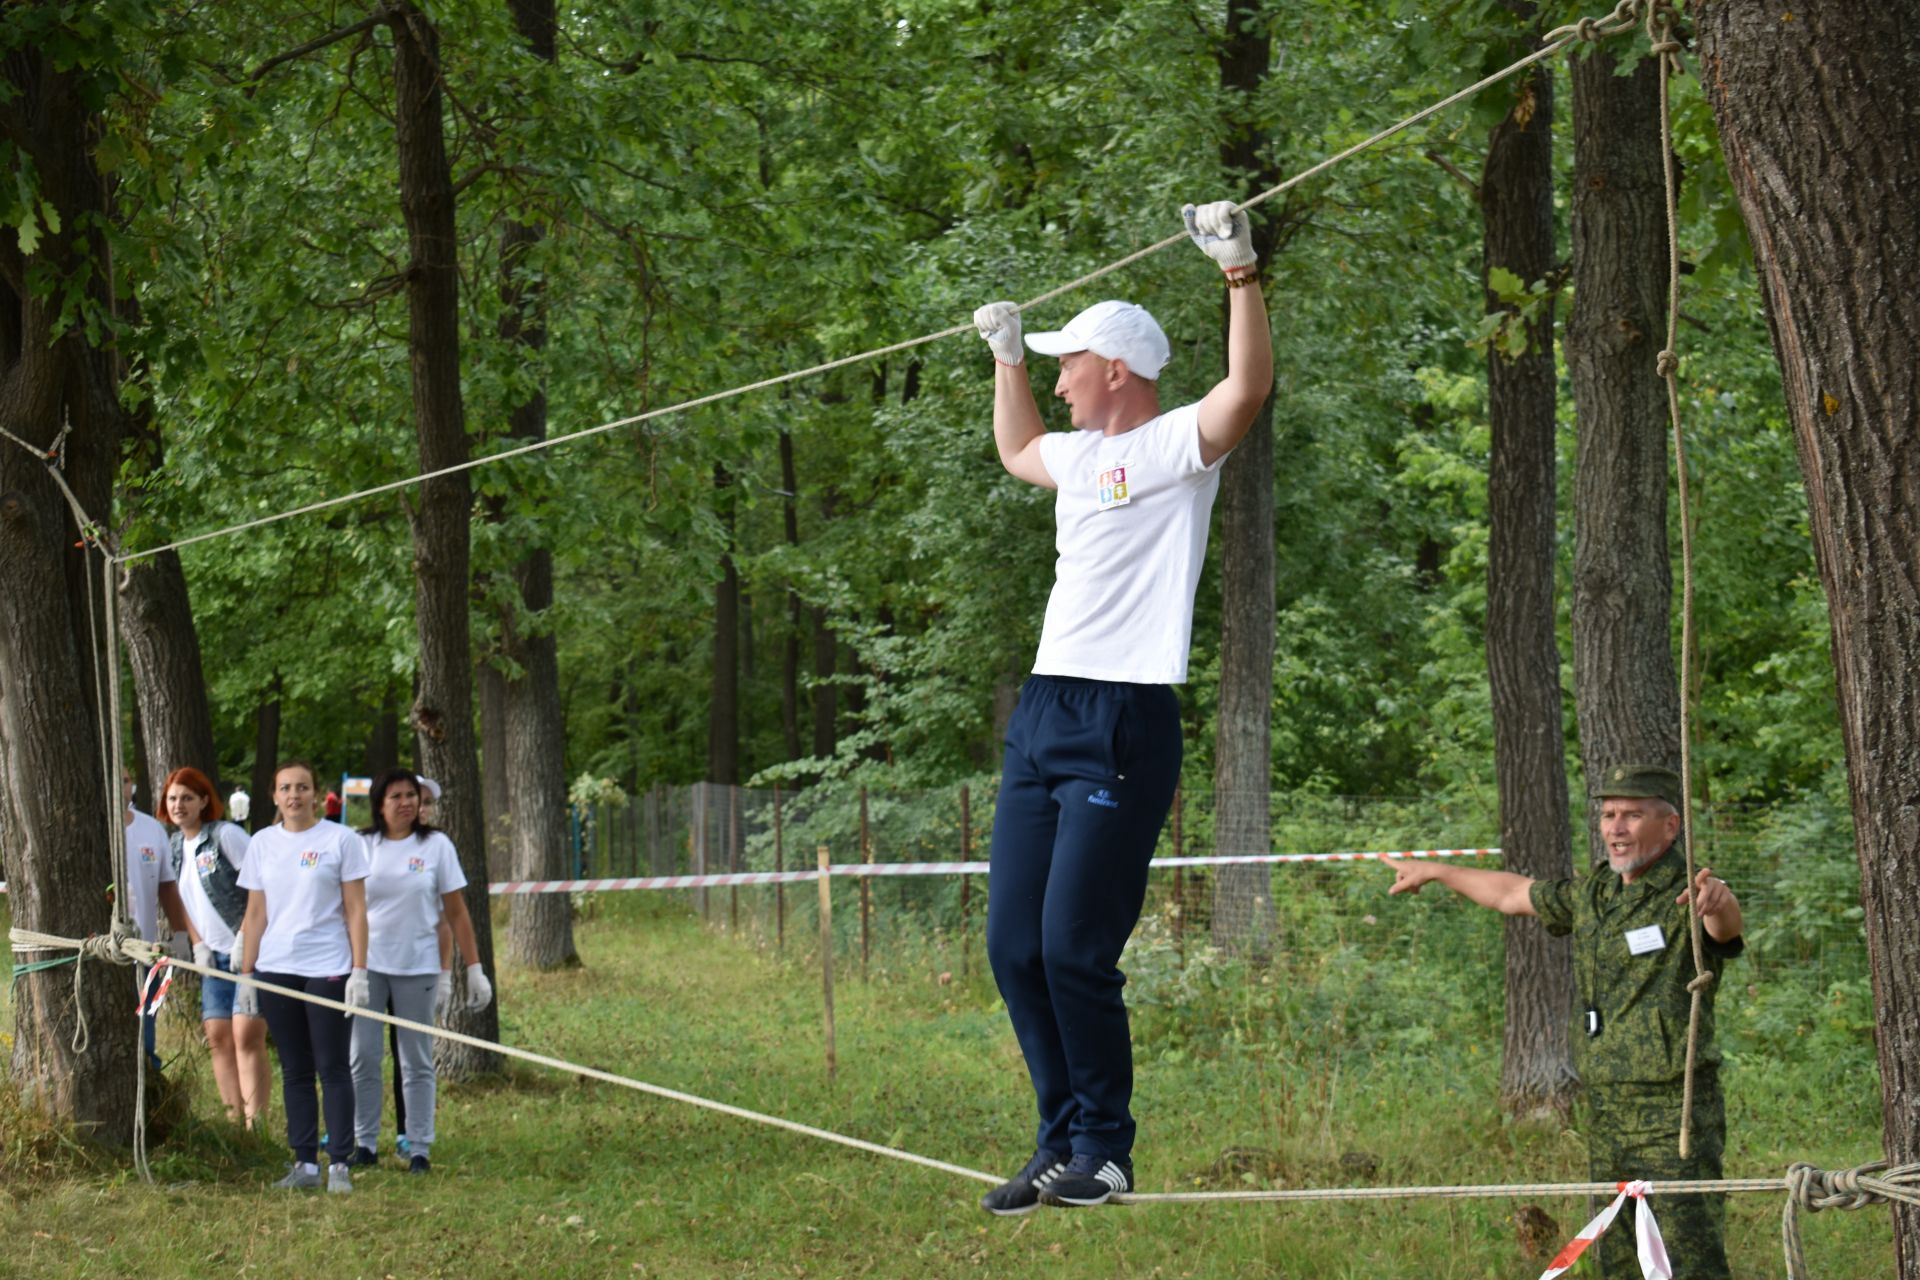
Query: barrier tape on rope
1541 1180 1670 1280
135 957 175 1019
483 848 1499 895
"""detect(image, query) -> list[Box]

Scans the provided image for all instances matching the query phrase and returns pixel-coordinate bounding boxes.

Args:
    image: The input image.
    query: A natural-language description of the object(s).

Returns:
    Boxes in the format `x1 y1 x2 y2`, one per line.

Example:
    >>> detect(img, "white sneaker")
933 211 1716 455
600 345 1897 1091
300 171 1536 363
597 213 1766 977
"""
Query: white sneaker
274 1163 322 1190
327 1163 353 1194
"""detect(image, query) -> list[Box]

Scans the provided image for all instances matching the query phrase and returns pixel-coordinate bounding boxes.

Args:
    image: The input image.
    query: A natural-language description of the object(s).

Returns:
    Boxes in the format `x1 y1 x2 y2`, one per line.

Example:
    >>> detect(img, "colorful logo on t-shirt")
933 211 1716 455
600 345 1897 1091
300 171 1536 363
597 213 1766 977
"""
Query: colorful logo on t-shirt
407 856 427 874
137 845 157 863
299 849 321 868
1096 463 1132 512
196 849 216 873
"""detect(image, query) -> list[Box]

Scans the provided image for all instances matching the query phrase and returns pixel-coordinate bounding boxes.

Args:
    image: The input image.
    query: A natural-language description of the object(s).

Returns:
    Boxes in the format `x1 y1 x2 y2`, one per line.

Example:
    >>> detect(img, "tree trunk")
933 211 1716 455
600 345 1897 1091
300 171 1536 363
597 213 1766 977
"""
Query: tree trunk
779 429 804 762
1480 29 1578 1120
119 550 220 795
1567 44 1680 870
479 660 511 880
1698 8 1920 1270
495 0 575 969
1208 0 1281 956
388 2 500 1076
0 26 137 1139
365 681 400 780
248 680 280 832
708 462 740 784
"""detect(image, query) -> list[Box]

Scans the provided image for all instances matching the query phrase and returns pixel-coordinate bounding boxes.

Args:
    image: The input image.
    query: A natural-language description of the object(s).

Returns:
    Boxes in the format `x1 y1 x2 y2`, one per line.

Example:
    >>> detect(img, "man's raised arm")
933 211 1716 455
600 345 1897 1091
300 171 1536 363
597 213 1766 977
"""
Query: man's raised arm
975 302 1056 490
1383 857 1539 917
1186 201 1274 467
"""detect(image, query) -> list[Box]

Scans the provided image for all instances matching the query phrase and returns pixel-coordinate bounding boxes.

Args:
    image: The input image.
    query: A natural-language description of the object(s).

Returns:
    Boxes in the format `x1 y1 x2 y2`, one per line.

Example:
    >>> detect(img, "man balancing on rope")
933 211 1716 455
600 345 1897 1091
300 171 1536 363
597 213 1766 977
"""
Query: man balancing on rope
968 200 1271 1214
1384 765 1746 1279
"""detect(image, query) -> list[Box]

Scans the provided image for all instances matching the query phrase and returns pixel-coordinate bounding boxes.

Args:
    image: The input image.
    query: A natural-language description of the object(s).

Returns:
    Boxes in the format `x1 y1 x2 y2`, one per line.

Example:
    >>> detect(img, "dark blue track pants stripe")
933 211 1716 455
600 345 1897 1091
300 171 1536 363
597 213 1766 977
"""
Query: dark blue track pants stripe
987 674 1182 1160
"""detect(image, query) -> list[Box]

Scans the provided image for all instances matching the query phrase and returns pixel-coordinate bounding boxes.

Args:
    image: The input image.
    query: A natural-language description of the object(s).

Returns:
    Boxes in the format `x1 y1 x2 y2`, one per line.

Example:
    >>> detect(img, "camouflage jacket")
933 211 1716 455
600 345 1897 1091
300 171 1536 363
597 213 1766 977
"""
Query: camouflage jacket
1530 848 1745 1088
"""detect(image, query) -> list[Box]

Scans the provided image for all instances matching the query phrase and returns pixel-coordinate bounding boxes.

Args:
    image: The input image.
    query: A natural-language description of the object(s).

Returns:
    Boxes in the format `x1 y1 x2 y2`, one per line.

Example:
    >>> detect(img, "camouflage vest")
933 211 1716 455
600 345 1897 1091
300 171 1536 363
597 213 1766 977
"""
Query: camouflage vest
170 820 249 931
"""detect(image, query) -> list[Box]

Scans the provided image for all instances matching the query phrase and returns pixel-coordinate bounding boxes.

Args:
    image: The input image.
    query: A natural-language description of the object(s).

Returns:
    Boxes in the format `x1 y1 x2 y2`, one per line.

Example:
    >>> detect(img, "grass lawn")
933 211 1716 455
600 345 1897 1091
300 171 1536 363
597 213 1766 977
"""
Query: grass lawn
1 892 1892 1279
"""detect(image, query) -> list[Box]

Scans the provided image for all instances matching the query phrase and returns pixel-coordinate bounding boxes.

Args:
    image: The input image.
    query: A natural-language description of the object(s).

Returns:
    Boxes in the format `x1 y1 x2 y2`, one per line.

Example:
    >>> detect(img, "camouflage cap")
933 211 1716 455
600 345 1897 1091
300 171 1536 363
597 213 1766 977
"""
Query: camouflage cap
1594 763 1683 811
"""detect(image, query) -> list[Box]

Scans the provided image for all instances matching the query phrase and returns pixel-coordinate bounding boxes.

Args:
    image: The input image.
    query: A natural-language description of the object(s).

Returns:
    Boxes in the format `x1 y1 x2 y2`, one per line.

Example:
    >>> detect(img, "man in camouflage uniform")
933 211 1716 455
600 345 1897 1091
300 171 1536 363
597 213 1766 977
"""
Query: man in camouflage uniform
1384 765 1746 1279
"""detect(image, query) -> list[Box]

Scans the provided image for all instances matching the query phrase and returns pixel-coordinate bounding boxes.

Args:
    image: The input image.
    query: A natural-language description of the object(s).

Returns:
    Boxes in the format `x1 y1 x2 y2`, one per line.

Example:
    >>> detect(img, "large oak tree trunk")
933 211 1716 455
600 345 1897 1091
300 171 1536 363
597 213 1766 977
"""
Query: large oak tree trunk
1207 0 1281 957
389 2 500 1075
1567 45 1680 868
0 27 137 1139
498 0 575 970
1698 8 1920 1271
1480 28 1578 1120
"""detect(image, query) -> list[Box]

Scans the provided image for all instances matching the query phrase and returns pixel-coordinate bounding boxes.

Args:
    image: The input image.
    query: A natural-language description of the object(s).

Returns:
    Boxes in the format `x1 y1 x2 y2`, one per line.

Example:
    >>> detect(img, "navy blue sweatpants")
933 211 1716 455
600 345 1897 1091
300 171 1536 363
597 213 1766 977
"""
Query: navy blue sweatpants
987 675 1182 1161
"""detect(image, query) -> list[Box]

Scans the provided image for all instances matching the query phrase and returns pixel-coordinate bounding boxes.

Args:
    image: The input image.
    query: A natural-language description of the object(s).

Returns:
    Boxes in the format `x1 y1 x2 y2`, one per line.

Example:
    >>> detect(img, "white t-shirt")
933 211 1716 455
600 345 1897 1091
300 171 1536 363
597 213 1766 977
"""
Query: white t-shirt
1033 402 1226 684
123 808 176 943
175 823 252 953
363 830 469 976
238 820 370 977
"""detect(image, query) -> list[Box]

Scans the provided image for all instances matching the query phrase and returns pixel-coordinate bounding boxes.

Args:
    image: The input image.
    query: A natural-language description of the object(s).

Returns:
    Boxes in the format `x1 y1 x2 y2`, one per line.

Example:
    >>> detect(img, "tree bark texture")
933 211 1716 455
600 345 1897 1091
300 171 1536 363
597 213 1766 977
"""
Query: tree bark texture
1481 47 1579 1120
708 462 740 784
1208 0 1281 956
248 681 280 832
0 27 137 1139
494 0 576 968
1567 45 1680 869
479 660 511 880
389 3 500 1075
119 550 220 795
779 429 804 762
1698 7 1920 1271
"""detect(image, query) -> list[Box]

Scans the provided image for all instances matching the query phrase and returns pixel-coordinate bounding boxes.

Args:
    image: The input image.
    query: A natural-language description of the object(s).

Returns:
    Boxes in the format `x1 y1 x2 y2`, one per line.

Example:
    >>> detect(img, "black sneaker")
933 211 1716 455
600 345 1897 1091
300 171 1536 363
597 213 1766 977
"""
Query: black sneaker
345 1145 380 1168
408 1155 431 1175
1040 1152 1133 1206
979 1150 1068 1216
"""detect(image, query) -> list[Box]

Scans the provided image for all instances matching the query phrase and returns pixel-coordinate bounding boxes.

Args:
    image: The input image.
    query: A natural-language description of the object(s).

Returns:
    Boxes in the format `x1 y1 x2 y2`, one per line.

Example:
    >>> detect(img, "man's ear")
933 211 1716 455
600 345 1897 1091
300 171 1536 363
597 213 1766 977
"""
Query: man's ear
1106 358 1132 388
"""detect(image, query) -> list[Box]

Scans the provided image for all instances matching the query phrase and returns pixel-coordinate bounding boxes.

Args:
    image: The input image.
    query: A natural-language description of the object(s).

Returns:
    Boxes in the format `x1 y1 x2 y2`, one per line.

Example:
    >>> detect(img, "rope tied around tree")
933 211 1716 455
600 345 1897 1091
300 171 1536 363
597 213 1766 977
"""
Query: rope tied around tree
1784 1163 1920 1280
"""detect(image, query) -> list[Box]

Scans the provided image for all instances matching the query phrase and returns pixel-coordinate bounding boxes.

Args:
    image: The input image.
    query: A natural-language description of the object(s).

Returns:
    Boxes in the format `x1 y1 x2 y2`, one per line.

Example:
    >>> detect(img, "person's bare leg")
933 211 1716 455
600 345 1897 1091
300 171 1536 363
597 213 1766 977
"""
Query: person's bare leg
235 1013 271 1127
205 1017 243 1119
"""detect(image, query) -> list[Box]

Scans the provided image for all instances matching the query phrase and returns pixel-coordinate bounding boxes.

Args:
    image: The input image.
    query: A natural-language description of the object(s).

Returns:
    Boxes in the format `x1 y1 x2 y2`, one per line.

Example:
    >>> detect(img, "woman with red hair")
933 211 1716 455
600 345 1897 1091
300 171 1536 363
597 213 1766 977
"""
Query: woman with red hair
163 766 270 1125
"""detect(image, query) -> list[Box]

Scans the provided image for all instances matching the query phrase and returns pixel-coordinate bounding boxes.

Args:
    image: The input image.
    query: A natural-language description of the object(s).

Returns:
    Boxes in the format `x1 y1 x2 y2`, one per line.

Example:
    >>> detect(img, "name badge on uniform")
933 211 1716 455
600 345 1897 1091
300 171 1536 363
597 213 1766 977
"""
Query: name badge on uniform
1624 924 1666 955
1095 461 1132 512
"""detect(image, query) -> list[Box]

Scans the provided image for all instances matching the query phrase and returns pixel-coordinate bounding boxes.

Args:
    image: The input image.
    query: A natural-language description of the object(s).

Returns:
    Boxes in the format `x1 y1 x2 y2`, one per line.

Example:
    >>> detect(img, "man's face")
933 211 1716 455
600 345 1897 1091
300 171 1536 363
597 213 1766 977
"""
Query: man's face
1598 796 1679 880
1053 351 1116 429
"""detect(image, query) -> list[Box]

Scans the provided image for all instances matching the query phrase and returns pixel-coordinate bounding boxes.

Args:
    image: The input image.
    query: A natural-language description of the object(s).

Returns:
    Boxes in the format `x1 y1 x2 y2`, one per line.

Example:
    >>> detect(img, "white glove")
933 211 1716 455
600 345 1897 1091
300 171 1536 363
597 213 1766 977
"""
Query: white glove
168 933 193 962
344 967 371 1014
192 940 213 971
433 970 454 1020
1183 201 1257 271
464 963 494 1013
973 302 1024 366
228 789 250 823
234 975 259 1018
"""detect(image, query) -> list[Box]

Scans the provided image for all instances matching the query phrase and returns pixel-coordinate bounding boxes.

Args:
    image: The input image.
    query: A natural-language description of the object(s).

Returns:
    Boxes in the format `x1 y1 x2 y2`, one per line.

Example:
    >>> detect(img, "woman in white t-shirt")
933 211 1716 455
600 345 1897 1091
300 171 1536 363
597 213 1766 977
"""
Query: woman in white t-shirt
236 760 372 1193
162 766 270 1125
347 768 492 1175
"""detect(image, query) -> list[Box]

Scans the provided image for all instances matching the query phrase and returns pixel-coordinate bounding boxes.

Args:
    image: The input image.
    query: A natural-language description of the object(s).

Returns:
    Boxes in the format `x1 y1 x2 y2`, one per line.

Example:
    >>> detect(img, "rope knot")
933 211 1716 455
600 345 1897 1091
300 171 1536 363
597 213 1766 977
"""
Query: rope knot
1789 1161 1888 1214
1686 970 1716 993
1656 349 1679 377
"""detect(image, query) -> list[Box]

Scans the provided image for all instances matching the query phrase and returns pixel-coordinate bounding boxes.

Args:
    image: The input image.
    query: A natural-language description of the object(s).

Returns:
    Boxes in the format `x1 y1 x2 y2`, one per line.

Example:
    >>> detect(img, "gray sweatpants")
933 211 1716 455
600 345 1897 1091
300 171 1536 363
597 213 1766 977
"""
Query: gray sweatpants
349 971 438 1155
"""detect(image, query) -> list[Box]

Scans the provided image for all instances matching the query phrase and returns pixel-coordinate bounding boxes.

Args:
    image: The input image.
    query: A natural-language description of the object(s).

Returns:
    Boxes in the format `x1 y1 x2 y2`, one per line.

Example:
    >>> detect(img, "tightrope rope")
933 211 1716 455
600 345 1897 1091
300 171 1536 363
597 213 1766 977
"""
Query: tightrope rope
111 1 1640 569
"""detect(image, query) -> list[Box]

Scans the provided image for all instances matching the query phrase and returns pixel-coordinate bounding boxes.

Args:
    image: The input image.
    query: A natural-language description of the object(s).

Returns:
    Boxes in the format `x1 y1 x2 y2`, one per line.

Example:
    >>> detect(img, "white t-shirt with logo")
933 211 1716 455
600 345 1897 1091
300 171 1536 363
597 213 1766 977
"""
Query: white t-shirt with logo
363 830 470 976
1033 402 1226 684
123 808 176 943
176 823 252 953
238 820 370 977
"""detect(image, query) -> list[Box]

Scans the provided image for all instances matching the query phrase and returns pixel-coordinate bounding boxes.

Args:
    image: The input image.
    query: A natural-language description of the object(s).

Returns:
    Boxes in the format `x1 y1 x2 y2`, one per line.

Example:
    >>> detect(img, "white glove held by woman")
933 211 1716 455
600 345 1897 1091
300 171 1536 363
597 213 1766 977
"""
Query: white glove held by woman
434 970 455 1020
344 967 371 1013
464 963 494 1013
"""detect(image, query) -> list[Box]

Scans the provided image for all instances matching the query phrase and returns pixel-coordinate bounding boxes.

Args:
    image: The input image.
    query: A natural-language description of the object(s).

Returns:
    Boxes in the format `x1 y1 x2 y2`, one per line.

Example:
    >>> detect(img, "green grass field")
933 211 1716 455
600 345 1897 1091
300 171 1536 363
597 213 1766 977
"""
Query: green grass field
0 891 1892 1279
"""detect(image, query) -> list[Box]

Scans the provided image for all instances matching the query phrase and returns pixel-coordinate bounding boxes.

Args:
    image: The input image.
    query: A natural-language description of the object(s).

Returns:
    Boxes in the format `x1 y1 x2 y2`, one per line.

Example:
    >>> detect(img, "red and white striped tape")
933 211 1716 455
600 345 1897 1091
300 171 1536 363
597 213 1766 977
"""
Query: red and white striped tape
1539 1180 1672 1280
485 848 1498 895
137 957 175 1019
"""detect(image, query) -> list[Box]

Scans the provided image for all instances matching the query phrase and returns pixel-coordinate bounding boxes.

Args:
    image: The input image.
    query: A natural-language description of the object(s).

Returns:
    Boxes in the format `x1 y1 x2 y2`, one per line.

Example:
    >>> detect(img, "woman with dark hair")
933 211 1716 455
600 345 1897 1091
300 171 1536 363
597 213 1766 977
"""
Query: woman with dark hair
237 759 371 1193
347 768 491 1174
163 766 270 1125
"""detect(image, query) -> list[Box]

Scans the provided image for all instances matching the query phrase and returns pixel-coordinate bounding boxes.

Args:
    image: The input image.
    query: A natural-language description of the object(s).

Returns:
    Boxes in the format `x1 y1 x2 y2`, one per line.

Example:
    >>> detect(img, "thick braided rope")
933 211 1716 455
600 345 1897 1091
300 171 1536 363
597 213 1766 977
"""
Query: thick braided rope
112 0 1649 570
1783 1163 1920 1280
1643 0 1715 1162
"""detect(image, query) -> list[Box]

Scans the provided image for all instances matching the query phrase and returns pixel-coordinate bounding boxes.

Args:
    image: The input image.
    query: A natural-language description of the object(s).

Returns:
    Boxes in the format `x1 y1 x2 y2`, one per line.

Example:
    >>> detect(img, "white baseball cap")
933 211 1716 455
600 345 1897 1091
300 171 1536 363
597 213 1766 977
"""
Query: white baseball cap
1024 300 1170 381
418 775 443 802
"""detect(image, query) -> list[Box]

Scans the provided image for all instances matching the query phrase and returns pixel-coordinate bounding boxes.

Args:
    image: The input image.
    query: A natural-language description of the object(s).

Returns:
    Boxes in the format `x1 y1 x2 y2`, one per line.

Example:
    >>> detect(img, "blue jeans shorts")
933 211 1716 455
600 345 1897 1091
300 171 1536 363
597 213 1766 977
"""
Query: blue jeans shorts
200 949 239 1020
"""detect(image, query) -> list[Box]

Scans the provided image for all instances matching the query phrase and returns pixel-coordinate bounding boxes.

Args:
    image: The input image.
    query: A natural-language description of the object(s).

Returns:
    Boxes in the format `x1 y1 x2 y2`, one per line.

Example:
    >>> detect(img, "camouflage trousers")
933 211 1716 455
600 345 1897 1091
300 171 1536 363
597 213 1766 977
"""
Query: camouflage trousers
1585 1076 1729 1280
